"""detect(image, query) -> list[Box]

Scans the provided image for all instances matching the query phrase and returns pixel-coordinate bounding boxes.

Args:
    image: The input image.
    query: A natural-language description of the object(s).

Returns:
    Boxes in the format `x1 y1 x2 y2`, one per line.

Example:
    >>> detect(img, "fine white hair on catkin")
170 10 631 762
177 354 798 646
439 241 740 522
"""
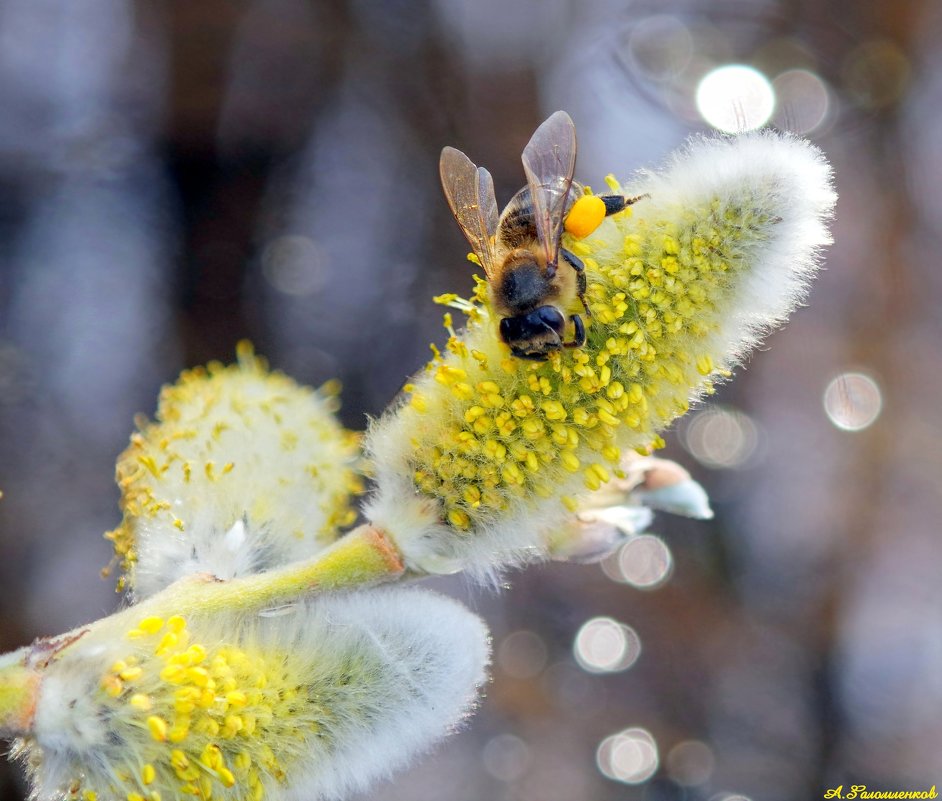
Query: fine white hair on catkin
132 511 306 600
278 588 490 801
631 129 836 365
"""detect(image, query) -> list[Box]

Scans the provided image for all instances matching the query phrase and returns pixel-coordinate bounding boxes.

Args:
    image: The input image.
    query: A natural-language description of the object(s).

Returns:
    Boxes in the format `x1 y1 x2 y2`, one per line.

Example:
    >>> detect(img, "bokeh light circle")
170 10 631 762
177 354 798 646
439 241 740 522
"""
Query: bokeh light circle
628 15 693 80
573 617 641 673
823 372 883 431
772 69 832 134
482 733 530 782
682 406 759 469
696 64 775 132
596 728 659 784
261 234 327 296
666 740 715 786
602 535 673 589
842 39 910 110
497 630 548 679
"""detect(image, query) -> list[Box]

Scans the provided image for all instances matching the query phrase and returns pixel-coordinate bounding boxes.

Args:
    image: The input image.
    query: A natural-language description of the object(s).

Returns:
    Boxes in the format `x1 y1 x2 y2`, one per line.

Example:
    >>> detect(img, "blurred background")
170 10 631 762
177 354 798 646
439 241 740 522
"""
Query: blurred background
0 0 939 798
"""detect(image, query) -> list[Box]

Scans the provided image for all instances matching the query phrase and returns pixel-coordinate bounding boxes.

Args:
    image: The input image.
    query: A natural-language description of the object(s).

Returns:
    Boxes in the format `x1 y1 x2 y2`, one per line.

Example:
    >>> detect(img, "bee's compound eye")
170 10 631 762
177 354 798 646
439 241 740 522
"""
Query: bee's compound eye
535 305 566 334
499 316 520 342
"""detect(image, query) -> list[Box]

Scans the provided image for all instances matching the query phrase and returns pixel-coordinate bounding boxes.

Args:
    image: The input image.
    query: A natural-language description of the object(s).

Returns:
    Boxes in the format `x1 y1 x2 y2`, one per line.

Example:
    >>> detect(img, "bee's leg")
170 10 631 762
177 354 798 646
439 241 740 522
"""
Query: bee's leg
563 314 586 349
599 193 649 216
561 248 591 317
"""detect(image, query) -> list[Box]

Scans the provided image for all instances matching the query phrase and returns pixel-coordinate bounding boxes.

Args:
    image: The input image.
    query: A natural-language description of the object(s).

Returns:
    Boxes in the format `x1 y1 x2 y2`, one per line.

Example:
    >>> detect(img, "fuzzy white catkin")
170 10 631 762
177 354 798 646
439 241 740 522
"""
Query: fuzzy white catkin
364 129 835 579
284 589 490 801
643 130 836 362
107 347 363 599
24 588 490 801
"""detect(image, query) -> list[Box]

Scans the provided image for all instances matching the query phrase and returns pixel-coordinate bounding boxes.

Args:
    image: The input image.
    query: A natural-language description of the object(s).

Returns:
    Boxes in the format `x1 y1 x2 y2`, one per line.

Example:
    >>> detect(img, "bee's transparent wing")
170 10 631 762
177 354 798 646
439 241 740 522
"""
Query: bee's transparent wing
521 111 577 267
439 146 499 279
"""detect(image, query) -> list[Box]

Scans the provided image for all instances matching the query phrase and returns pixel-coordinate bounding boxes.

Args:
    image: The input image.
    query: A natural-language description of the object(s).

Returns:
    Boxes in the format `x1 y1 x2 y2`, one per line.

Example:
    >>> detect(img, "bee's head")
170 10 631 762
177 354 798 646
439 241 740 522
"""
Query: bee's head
499 305 566 360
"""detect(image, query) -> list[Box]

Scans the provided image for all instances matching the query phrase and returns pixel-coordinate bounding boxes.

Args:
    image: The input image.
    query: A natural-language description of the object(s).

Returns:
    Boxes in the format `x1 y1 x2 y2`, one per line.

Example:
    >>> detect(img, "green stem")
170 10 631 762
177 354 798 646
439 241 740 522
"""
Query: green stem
158 523 406 615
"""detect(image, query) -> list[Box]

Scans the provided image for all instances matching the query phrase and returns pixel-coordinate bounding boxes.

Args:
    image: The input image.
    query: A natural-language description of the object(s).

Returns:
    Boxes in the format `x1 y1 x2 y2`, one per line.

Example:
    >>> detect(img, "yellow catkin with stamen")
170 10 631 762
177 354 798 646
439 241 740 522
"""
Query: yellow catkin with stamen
81 615 325 801
366 132 834 574
389 198 747 533
46 587 488 801
104 342 364 598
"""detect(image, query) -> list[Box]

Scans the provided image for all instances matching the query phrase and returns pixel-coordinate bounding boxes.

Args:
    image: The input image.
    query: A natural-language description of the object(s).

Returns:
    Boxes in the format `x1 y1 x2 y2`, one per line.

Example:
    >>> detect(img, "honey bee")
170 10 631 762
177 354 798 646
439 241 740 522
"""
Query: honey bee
440 111 645 360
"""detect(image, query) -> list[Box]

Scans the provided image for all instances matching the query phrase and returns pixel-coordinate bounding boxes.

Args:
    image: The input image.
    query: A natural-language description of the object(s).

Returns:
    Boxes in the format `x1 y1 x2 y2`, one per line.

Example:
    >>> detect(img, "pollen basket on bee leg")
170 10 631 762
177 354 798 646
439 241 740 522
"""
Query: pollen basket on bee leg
564 195 607 239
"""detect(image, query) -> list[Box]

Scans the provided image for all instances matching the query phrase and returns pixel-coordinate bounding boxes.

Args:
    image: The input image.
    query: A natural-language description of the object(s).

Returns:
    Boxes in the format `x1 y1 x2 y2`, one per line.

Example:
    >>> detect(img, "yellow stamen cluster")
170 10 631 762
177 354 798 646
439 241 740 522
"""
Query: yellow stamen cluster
83 614 305 801
402 185 768 532
105 342 362 593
